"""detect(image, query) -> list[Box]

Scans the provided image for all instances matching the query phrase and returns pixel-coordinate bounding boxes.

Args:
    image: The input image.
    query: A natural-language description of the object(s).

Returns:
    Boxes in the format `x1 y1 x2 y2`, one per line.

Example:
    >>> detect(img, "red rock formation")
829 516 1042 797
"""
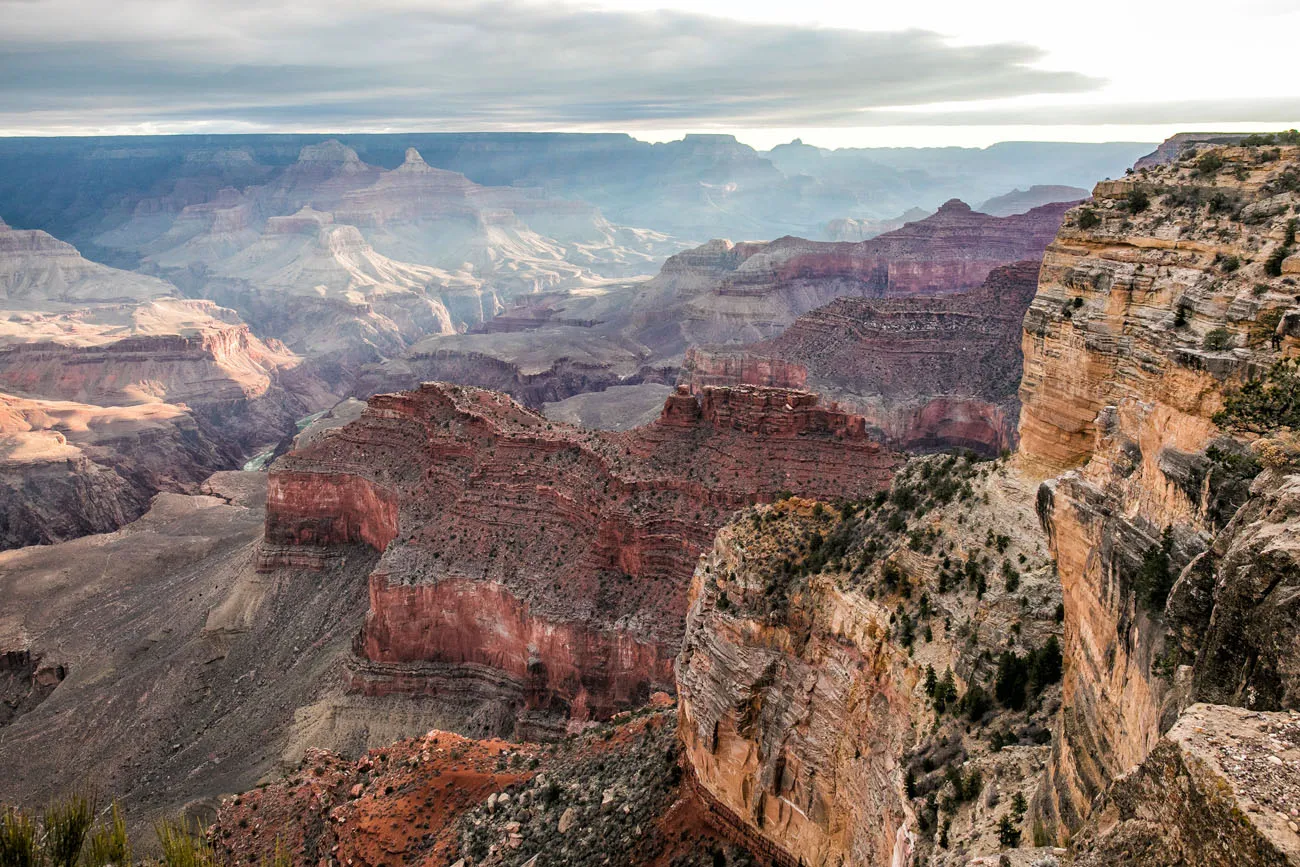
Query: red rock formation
263 382 897 733
684 260 1041 455
636 199 1068 353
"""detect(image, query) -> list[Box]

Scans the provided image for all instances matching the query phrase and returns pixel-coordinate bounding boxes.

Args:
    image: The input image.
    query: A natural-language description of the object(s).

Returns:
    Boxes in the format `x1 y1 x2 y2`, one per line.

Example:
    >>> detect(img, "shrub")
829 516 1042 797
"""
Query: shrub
1077 207 1100 229
1125 188 1150 214
155 817 220 867
1203 327 1234 351
995 651 1030 710
1134 527 1176 612
1195 152 1224 176
998 815 1023 848
1266 247 1289 277
1219 255 1240 273
84 802 129 867
1 807 39 867
1215 358 1300 432
1028 636 1064 693
43 794 94 867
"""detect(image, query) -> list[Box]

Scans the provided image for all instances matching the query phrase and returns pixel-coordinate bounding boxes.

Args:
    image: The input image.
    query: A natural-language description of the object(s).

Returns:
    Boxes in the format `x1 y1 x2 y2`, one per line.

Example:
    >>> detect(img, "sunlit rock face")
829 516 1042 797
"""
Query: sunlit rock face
262 382 897 736
1018 143 1300 836
0 219 326 547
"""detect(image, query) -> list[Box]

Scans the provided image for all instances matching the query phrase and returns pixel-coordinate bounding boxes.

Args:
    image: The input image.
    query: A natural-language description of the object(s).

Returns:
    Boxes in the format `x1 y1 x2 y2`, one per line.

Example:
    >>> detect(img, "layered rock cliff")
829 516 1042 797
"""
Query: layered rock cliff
0 392 235 548
650 200 1070 350
684 260 1041 456
0 220 328 545
1017 142 1300 838
677 455 1064 867
263 382 898 736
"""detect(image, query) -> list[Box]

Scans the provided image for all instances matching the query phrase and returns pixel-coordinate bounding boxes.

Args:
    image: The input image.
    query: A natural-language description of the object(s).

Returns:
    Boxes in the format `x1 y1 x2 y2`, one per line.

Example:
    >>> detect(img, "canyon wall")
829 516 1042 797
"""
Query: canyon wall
684 260 1040 456
646 200 1071 350
263 382 898 736
677 455 1064 867
1017 143 1300 836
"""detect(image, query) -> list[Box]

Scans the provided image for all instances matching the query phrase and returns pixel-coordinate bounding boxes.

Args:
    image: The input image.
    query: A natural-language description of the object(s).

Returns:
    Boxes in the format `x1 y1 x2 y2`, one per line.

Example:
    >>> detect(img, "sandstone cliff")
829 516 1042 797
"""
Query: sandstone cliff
677 455 1063 867
1017 143 1300 839
263 382 897 737
0 392 236 548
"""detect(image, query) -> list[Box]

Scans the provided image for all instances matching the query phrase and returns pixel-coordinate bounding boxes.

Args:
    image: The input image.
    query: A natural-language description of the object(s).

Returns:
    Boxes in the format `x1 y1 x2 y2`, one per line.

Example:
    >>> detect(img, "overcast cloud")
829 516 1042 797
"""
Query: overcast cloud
0 0 1104 132
0 0 1294 141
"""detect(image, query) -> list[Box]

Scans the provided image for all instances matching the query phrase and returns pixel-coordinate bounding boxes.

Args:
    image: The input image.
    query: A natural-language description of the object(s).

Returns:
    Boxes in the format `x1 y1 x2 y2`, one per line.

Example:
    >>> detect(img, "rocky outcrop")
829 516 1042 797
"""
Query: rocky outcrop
209 704 751 867
1168 469 1300 711
0 392 235 549
1019 144 1300 836
263 382 897 736
676 456 1063 867
684 260 1041 455
1073 704 1300 866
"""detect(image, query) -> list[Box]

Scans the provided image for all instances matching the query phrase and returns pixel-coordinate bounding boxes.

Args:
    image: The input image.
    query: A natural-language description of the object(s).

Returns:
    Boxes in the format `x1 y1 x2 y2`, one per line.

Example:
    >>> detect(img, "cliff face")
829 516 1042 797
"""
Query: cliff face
1072 704 1300 866
1017 143 1300 835
677 456 1063 867
0 393 237 549
263 382 897 736
685 260 1040 456
657 200 1069 349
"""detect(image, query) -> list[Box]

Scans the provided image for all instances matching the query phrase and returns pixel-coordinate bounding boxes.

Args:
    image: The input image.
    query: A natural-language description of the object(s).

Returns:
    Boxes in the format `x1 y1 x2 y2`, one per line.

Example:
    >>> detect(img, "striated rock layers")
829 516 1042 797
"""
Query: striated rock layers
646 199 1071 350
0 393 234 548
0 219 327 546
262 382 897 736
684 260 1041 456
676 457 1063 867
1018 143 1300 837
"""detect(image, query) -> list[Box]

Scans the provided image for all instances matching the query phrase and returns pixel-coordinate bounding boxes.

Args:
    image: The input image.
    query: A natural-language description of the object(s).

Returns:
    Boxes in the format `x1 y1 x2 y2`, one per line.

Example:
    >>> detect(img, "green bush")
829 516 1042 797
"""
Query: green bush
1215 358 1300 433
155 817 220 867
1134 527 1175 612
42 793 94 867
1077 208 1100 229
1266 246 1289 277
84 803 130 867
1125 189 1150 214
0 807 39 867
1203 327 1234 351
998 815 1023 849
1195 152 1224 176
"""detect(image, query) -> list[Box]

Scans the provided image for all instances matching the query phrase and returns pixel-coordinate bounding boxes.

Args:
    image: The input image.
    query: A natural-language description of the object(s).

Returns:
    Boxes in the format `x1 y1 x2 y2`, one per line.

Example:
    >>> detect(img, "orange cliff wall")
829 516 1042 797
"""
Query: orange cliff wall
260 381 897 733
1015 145 1300 835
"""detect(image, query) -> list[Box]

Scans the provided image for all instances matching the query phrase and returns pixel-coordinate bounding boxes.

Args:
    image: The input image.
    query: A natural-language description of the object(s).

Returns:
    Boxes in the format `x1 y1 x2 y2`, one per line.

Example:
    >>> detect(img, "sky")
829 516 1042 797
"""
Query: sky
0 0 1296 148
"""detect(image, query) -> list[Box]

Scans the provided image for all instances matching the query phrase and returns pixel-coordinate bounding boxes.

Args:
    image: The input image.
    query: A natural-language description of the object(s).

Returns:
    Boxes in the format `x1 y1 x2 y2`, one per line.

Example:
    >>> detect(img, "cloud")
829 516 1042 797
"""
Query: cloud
0 0 1101 132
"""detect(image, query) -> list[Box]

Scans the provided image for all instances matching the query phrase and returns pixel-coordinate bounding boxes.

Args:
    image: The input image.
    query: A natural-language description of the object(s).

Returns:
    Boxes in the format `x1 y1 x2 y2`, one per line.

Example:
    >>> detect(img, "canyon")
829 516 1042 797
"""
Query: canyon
0 218 327 548
376 200 1072 428
262 382 898 737
4 132 1299 867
